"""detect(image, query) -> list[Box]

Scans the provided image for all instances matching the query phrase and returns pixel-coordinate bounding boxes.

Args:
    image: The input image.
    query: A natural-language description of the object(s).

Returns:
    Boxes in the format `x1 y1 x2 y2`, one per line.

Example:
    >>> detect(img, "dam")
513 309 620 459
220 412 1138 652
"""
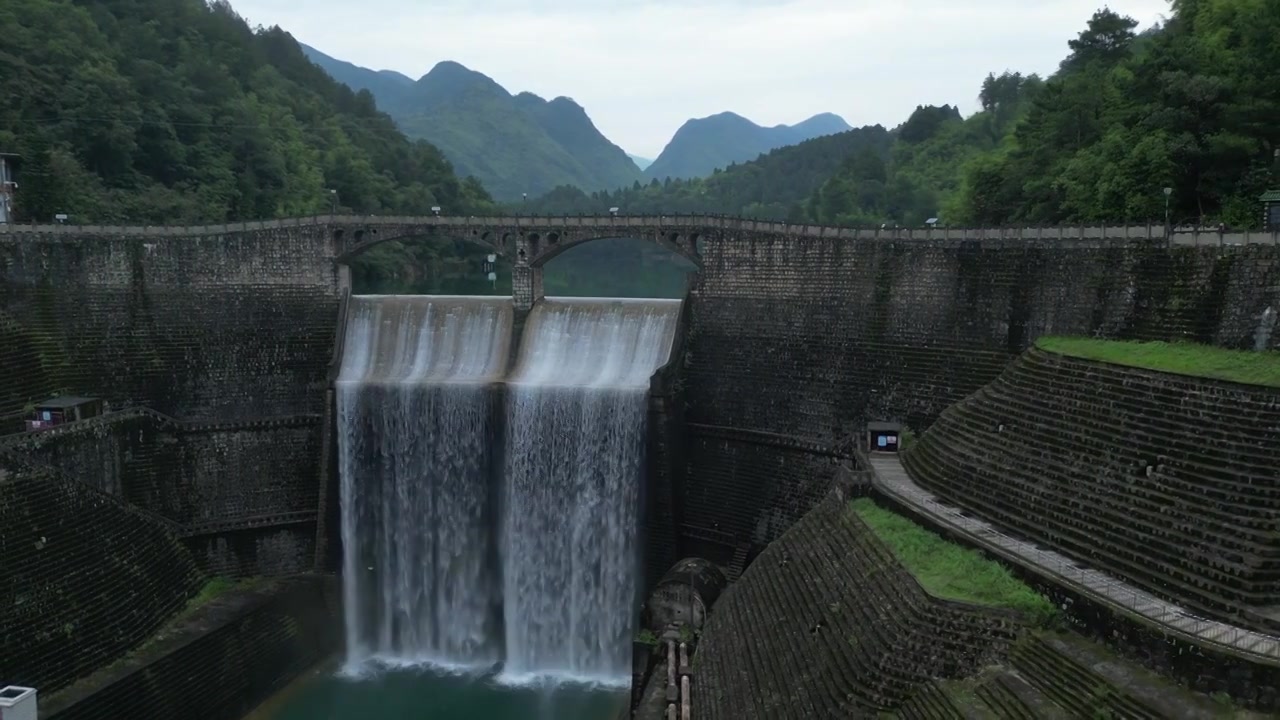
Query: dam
6 215 1280 719
329 293 678 712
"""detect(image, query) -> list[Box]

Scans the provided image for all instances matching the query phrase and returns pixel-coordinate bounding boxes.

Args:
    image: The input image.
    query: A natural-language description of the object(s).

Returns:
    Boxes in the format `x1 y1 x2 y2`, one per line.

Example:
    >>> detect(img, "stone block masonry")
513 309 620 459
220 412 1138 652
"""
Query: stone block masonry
680 234 1280 564
694 494 1023 718
0 457 205 695
902 348 1280 632
40 575 341 720
0 227 342 421
0 223 344 579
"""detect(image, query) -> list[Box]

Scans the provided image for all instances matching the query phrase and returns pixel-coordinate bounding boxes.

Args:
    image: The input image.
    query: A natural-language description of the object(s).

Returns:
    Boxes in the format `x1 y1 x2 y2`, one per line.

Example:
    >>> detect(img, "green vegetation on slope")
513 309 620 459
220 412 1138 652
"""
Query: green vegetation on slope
1036 337 1280 387
955 3 1280 228
525 3 1278 232
1 0 492 224
643 111 851 182
523 125 893 220
301 46 642 201
850 499 1056 626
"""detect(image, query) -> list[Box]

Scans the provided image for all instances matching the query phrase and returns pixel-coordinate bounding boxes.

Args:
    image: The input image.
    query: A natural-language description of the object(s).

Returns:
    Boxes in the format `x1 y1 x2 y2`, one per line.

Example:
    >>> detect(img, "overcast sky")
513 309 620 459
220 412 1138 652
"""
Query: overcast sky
230 0 1171 158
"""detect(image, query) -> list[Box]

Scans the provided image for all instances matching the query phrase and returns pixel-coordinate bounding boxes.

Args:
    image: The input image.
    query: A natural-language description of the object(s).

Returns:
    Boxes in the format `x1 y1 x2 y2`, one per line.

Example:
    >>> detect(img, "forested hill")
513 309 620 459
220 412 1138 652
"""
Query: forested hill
957 1 1279 228
643 111 851 182
525 125 893 219
528 3 1279 231
0 0 492 224
301 45 643 201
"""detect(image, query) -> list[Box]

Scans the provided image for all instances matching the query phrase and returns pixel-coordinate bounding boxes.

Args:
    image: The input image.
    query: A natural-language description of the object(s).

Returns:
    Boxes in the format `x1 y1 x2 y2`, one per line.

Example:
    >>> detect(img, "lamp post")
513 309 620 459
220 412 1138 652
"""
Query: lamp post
328 188 337 214
1162 187 1173 234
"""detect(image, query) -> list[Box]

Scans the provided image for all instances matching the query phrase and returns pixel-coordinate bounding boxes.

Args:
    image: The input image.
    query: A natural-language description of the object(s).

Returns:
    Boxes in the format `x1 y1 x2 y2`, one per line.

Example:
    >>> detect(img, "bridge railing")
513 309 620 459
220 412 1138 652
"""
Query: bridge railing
1 213 1277 246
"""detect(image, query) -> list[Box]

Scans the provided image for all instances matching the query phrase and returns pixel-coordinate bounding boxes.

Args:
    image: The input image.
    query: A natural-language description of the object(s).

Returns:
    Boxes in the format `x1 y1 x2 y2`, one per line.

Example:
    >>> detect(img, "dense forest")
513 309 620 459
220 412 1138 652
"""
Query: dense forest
524 125 894 220
0 0 495 224
525 2 1278 231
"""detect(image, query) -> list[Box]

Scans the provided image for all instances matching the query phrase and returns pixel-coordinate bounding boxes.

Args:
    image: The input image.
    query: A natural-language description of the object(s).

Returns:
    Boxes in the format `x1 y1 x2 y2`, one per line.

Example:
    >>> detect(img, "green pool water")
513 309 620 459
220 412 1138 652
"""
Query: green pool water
246 664 628 720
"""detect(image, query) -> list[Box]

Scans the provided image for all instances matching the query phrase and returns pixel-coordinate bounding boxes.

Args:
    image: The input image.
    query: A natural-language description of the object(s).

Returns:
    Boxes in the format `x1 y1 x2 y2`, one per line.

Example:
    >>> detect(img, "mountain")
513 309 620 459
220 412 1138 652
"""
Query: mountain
644 111 852 181
1 0 491 224
629 154 654 171
526 125 892 220
301 45 642 200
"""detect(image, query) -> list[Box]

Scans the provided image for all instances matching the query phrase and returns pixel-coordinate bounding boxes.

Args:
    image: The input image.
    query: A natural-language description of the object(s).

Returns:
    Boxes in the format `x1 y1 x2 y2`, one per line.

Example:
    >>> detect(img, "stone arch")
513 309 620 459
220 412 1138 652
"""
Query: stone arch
333 226 502 264
528 233 704 269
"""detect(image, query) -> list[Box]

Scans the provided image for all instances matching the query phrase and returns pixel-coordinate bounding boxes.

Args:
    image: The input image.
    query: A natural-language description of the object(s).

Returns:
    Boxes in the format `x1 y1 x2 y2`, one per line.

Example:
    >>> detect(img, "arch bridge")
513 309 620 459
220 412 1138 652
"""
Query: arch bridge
4 212 1271 309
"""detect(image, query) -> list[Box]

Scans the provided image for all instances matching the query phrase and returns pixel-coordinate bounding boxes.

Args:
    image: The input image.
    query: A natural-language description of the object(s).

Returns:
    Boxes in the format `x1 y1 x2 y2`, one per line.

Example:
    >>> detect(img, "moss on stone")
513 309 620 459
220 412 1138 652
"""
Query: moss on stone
1036 336 1280 388
850 499 1056 626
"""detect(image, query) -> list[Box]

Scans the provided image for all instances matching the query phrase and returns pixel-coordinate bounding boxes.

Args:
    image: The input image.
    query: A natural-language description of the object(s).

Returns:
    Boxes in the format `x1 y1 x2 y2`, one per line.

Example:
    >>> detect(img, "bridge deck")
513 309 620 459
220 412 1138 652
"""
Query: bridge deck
1 213 1275 246
867 453 1280 664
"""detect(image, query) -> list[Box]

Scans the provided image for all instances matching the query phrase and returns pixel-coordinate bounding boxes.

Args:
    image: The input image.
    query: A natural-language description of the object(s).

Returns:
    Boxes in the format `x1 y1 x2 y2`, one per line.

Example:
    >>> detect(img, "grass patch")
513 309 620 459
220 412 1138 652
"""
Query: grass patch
1035 336 1280 388
851 499 1057 626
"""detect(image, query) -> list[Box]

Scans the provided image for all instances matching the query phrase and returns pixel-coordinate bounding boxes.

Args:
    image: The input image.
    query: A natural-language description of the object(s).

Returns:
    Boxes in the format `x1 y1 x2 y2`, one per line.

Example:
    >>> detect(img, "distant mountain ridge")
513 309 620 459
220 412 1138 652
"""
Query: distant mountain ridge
301 45 642 200
629 154 654 171
644 111 851 181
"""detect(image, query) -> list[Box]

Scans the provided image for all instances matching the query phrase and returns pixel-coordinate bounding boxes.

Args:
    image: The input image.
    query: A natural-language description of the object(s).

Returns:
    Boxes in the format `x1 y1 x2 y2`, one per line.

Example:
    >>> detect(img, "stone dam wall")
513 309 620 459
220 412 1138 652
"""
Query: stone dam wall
681 235 1280 564
0 226 342 576
901 347 1280 632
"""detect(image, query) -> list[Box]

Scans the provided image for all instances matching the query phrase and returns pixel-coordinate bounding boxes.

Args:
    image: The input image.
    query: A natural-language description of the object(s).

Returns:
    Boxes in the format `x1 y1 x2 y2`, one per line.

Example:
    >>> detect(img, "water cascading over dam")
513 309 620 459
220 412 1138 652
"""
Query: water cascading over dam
336 293 680 685
502 298 681 683
337 295 512 669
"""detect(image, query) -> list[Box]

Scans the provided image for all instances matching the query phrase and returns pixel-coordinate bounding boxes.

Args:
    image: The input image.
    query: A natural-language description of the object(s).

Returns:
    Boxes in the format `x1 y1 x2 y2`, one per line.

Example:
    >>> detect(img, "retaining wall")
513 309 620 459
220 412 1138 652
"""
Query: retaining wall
693 495 1022 718
0 459 204 694
40 575 341 720
902 348 1280 630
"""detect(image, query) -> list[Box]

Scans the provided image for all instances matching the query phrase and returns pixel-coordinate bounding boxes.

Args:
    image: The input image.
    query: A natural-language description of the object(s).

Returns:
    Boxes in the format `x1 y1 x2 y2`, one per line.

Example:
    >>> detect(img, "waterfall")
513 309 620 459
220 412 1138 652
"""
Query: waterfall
337 295 512 671
501 298 681 684
335 293 680 684
1256 306 1276 351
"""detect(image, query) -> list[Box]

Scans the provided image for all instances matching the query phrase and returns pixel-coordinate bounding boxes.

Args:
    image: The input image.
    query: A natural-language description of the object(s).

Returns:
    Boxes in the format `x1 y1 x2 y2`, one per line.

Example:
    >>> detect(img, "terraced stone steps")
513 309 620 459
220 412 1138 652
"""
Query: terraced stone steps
906 426 1266 616
1012 635 1169 720
894 681 972 719
972 674 1042 720
902 347 1280 630
694 497 1020 720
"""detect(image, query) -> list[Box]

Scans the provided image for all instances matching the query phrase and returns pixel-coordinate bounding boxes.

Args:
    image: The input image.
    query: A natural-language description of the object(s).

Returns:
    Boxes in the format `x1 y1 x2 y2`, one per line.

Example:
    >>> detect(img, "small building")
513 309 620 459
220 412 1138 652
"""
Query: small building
1262 190 1280 232
865 421 903 453
0 153 19 224
0 685 38 720
26 396 104 431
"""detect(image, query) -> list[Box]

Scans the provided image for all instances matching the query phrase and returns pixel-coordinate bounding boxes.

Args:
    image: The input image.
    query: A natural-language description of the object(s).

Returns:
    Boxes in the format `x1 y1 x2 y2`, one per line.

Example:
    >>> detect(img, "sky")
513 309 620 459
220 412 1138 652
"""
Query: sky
230 0 1172 158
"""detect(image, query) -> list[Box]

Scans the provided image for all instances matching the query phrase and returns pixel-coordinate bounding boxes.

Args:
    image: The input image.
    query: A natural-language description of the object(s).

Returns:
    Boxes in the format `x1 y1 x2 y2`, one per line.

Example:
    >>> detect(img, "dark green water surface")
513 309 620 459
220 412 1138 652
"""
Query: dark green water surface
246 664 627 720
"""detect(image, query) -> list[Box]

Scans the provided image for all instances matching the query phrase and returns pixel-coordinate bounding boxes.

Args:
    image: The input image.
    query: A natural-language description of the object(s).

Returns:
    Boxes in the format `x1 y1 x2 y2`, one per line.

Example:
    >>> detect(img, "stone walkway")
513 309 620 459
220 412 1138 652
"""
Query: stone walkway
868 453 1280 663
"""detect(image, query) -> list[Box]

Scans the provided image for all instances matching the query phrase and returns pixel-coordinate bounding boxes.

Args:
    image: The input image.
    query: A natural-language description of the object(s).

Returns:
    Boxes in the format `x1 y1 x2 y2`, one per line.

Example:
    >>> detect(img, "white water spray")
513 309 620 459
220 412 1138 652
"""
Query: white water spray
336 295 512 672
501 298 680 684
